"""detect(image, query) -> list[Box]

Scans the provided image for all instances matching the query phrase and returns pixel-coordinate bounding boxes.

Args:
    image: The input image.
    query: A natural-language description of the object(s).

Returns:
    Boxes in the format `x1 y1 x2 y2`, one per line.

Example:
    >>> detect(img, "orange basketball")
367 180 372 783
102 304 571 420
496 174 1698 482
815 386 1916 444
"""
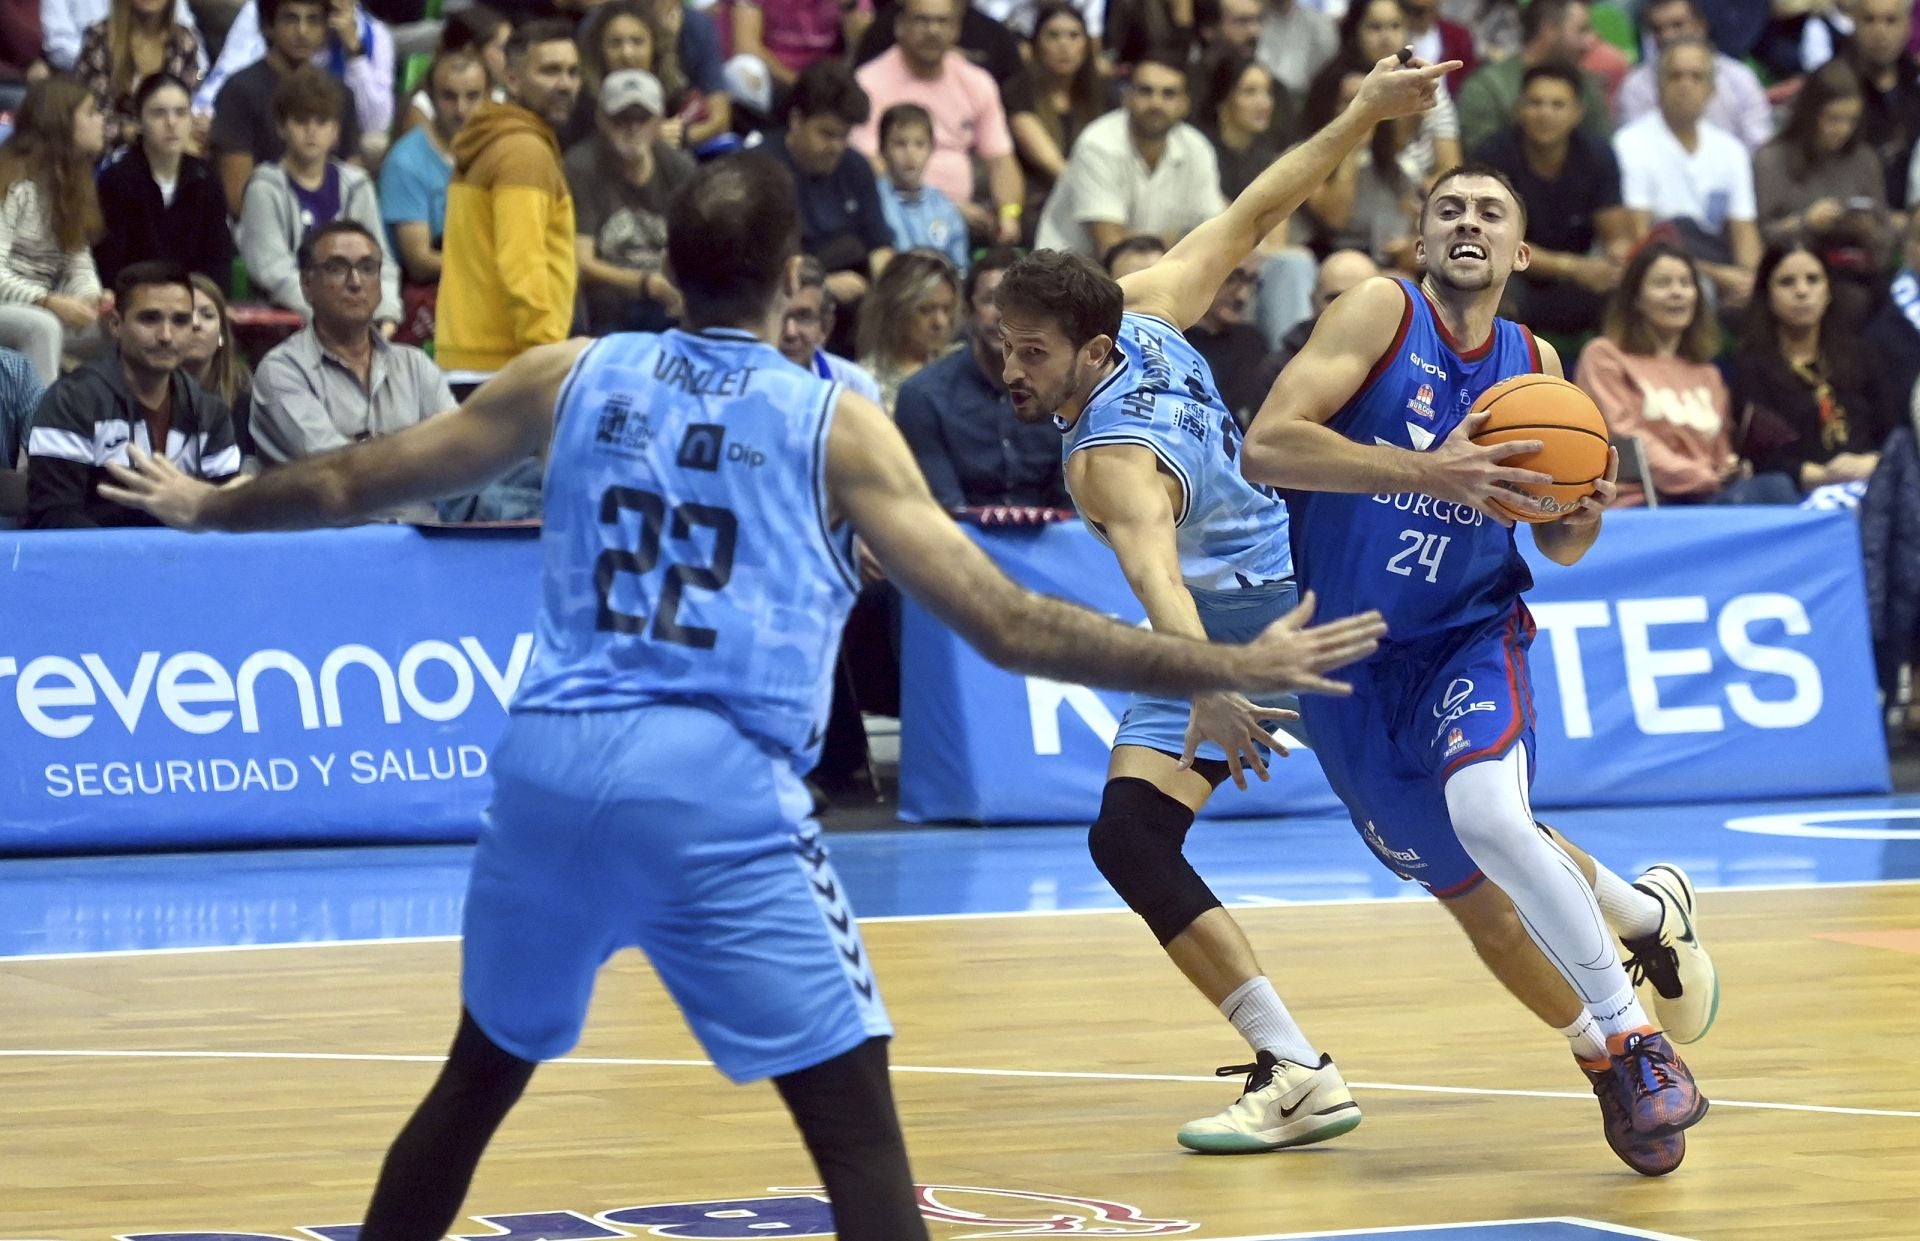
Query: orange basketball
1469 374 1610 524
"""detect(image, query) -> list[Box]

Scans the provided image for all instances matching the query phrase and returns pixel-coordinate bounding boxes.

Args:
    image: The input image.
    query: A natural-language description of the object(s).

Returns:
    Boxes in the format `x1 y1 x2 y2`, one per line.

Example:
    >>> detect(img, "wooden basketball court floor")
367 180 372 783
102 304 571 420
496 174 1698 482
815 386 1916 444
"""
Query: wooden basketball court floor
2 799 1918 1241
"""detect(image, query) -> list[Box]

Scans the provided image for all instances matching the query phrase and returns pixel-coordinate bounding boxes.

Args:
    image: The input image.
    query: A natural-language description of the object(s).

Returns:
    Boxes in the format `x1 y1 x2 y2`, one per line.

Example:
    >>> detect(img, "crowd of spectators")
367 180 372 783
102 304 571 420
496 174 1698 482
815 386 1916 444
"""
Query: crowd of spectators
3 0 1920 540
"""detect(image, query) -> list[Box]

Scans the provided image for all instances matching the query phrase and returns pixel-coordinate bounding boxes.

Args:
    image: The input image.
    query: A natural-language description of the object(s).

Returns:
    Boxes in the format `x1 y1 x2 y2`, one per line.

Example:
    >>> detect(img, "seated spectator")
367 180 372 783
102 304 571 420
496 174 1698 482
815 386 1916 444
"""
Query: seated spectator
644 0 733 148
393 5 510 140
1255 246 1379 383
567 1 680 149
1103 232 1166 277
852 0 1023 88
250 220 455 521
182 271 254 459
1617 0 1772 153
897 246 1069 509
851 0 1023 244
857 247 959 412
1254 0 1338 99
565 69 695 335
1755 61 1891 254
1034 53 1226 256
1442 0 1521 63
1190 0 1265 74
380 52 488 289
1339 0 1460 186
0 79 109 386
1455 0 1610 153
876 103 969 272
1400 0 1476 94
26 260 238 527
1185 253 1271 425
1575 242 1752 506
1197 53 1286 200
95 73 234 290
436 19 582 390
0 346 45 527
764 60 893 309
237 67 400 328
1613 37 1760 308
1004 3 1111 240
76 0 207 152
778 256 886 405
725 0 874 103
1730 240 1890 500
1293 56 1420 269
1846 0 1920 210
975 0 1100 38
209 0 364 217
200 0 392 160
1475 62 1635 335
42 0 196 73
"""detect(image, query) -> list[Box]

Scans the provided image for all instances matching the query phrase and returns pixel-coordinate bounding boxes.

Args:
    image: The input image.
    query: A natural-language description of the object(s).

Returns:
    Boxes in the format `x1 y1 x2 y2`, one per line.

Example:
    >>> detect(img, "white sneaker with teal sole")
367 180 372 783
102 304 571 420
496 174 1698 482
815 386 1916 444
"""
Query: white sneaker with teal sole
1176 1051 1362 1154
1623 863 1720 1044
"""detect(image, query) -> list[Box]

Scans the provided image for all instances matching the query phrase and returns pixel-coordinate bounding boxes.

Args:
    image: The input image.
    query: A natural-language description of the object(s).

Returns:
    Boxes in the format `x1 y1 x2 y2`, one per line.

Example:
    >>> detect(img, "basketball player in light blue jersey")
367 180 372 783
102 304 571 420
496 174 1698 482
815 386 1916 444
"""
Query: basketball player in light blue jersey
1244 164 1719 1176
100 157 1388 1240
994 51 1458 1157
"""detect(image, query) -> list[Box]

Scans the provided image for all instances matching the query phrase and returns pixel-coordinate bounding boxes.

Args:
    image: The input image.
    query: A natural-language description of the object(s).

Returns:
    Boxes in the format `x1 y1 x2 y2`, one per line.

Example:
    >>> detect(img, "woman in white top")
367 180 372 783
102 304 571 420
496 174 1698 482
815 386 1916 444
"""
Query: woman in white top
0 78 110 384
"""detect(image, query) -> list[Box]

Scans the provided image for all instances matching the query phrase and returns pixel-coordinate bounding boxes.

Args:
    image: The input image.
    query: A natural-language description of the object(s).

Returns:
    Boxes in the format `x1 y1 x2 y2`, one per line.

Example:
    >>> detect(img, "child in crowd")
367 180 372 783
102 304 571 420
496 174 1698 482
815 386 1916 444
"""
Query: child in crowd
876 102 970 274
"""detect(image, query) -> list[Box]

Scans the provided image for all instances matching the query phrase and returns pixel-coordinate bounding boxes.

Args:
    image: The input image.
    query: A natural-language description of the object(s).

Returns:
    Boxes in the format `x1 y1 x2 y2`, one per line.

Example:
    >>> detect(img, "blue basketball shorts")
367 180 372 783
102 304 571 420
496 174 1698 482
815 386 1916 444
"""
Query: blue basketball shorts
1113 580 1307 760
1301 602 1539 897
462 704 892 1082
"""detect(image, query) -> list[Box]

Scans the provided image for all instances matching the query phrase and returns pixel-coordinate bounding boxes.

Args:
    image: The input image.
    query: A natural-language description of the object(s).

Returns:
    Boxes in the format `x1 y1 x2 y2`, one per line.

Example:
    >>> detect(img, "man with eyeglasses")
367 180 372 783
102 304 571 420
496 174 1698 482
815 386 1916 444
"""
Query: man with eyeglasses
249 220 455 521
778 257 886 406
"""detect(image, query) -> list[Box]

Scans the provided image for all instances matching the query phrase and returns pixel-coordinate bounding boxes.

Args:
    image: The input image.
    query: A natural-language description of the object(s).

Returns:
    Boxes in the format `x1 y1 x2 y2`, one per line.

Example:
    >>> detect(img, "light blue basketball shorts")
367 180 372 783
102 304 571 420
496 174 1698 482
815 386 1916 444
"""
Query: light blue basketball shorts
463 703 892 1082
1112 579 1307 760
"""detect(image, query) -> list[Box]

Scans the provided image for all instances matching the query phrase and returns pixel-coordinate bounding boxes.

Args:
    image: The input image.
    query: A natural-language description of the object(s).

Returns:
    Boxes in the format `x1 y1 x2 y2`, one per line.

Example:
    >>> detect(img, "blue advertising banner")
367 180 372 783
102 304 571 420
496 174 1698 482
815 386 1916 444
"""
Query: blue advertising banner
0 527 542 855
898 509 1888 823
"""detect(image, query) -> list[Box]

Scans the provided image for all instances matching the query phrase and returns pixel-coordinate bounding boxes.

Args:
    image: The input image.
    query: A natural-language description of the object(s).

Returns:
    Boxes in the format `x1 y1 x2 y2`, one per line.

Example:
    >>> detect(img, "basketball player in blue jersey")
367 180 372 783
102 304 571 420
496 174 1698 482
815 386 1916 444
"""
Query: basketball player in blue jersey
994 50 1458 1158
1242 163 1719 1176
99 156 1388 1241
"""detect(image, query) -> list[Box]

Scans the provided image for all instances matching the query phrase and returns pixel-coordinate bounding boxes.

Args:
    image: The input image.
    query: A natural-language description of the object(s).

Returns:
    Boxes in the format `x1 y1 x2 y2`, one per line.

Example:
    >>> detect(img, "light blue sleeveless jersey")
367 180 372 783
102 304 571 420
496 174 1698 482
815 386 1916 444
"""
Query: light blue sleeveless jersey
512 328 861 769
1060 312 1293 591
1286 279 1538 644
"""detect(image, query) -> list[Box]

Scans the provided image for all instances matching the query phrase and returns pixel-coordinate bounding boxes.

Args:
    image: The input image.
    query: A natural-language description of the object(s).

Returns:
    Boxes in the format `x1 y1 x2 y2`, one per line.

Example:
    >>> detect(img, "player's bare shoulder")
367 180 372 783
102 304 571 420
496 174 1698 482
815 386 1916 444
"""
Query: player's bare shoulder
1316 277 1414 355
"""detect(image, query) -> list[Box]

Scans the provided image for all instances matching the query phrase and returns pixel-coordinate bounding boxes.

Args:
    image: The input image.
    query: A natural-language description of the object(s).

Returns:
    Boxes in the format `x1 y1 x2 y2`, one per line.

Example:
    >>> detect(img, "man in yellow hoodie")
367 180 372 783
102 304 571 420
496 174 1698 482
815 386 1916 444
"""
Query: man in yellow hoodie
438 20 582 393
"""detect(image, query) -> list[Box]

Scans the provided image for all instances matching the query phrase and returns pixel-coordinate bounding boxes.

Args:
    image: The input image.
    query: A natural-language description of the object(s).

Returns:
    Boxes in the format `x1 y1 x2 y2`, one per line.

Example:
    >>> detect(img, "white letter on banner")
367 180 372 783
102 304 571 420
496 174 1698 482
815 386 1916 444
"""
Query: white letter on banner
1720 593 1823 728
320 645 403 727
399 641 475 722
1026 677 1119 755
17 656 97 738
238 650 321 733
1529 601 1611 739
156 652 237 734
462 634 534 709
1618 597 1723 735
81 652 159 731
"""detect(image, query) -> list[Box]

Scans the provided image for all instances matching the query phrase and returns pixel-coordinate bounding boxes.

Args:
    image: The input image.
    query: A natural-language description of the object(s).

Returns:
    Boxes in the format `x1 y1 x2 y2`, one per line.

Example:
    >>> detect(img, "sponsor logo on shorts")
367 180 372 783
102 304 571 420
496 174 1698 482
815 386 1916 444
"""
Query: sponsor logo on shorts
60 1185 1196 1241
1432 677 1498 745
1444 726 1469 758
1362 819 1423 869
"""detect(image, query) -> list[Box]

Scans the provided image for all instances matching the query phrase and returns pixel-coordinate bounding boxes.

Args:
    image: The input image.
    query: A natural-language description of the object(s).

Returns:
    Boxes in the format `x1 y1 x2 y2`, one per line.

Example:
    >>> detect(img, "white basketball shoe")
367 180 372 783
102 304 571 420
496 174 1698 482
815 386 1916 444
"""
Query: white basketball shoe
1176 1051 1362 1154
1621 863 1720 1044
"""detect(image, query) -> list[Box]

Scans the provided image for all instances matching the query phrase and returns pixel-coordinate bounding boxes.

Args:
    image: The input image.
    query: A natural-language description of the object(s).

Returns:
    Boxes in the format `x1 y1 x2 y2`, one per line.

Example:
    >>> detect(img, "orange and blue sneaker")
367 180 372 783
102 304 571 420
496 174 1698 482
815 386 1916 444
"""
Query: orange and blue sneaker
1609 1029 1709 1136
1579 1056 1686 1176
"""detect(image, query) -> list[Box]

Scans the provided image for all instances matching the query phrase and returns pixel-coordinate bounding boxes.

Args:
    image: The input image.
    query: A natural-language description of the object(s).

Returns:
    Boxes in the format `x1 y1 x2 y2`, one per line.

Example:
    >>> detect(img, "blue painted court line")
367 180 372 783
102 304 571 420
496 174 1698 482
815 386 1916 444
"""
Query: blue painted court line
0 794 1916 959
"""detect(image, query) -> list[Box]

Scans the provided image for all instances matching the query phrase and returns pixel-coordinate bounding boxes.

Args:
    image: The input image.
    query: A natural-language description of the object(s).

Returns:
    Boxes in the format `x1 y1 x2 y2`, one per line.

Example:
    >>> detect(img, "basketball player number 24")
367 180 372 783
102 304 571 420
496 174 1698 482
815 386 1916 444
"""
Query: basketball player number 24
1385 530 1451 583
594 485 738 648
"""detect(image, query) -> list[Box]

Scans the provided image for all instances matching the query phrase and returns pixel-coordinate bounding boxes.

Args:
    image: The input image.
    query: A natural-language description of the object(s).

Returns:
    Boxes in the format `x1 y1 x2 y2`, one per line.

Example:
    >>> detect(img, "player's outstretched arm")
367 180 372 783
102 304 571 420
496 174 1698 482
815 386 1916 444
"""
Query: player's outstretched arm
1241 279 1553 520
1118 51 1458 332
100 341 590 531
826 390 1386 698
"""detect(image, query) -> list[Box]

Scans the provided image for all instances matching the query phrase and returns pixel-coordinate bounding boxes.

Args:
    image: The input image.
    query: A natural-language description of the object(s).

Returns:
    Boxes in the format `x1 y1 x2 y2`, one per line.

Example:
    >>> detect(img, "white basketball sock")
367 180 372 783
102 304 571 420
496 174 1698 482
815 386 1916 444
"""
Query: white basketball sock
1219 976 1318 1065
1592 982 1653 1042
1591 863 1663 939
1559 1009 1609 1064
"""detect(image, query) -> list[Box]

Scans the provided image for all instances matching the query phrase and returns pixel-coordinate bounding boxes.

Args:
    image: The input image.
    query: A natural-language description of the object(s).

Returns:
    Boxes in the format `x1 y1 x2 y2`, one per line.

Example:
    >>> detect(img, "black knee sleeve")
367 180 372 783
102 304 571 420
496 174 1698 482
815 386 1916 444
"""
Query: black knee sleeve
775 1037 927 1241
1087 777 1222 946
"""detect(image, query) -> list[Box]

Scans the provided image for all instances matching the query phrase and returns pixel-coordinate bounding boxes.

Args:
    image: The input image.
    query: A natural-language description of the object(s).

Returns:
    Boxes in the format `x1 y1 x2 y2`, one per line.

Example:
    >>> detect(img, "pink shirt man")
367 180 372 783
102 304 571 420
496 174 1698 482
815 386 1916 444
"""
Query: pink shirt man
850 46 1013 206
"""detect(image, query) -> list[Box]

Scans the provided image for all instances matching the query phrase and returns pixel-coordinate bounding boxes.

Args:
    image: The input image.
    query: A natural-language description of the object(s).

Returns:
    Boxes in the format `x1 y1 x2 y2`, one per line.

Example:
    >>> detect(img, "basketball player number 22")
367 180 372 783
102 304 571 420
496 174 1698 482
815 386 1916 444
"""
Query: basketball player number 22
1385 530 1451 584
594 485 739 648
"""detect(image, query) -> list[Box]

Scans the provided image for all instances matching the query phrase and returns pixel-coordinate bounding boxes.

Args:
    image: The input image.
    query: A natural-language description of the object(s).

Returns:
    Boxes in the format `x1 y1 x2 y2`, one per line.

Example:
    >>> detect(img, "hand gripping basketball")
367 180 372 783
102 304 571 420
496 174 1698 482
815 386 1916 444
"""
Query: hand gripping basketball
1467 375 1612 524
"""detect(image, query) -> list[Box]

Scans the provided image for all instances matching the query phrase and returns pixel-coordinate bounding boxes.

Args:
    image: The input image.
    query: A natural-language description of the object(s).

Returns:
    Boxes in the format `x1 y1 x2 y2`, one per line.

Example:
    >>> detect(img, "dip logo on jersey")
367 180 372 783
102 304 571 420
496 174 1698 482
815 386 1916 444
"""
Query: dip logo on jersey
73 1185 1196 1241
1407 383 1436 421
1432 677 1497 746
676 423 726 472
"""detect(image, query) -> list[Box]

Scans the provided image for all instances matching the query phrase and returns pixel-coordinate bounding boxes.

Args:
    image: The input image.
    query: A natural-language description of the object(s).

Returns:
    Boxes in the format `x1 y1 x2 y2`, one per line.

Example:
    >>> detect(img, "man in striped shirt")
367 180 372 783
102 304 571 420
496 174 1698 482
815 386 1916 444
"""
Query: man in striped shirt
25 261 240 528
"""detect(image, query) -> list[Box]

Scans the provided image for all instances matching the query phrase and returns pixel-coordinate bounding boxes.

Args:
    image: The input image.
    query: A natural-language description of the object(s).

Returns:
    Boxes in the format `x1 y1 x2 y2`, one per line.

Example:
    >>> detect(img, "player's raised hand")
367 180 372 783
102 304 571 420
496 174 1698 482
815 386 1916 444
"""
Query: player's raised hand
98 446 227 531
1427 411 1554 524
1180 691 1298 790
1352 49 1462 125
1240 591 1387 699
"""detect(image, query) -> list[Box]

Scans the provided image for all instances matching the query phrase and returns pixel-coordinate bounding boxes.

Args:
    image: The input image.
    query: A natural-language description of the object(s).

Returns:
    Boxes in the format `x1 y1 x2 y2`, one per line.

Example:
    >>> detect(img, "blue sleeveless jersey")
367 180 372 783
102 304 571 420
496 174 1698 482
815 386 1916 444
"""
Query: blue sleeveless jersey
1287 280 1539 644
1061 312 1293 591
512 328 861 769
